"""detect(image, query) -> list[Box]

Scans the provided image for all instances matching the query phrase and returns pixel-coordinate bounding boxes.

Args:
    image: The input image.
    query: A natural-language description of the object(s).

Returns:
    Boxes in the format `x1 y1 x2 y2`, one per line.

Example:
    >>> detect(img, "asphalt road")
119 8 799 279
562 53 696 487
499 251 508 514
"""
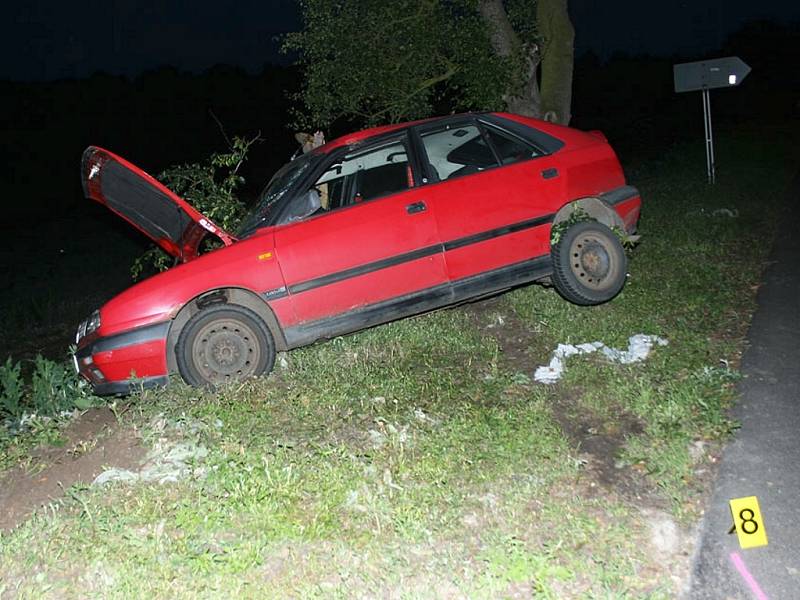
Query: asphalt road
690 177 800 599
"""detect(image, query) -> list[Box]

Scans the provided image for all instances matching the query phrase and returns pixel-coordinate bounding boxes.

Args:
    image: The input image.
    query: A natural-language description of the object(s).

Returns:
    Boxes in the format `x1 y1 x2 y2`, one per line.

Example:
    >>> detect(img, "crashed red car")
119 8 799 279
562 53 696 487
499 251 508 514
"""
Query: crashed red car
74 112 641 393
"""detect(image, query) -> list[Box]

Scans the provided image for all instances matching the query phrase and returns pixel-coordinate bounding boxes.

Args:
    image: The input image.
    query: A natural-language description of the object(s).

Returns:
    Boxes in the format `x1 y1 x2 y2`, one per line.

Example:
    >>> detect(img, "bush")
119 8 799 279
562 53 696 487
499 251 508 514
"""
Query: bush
131 135 259 280
0 355 97 423
0 358 24 418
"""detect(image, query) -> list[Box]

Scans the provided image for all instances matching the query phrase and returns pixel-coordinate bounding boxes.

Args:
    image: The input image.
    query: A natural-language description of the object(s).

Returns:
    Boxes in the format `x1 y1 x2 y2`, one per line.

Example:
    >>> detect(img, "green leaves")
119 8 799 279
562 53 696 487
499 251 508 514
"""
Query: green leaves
157 136 255 233
0 355 99 422
130 135 258 280
0 357 24 419
286 0 517 128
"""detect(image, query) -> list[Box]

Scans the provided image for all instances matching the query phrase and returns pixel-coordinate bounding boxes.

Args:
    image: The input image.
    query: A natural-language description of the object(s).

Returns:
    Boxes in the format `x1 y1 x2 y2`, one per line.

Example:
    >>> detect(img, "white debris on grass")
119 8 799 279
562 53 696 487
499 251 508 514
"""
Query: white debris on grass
277 352 290 369
367 421 409 449
92 440 208 486
534 334 668 384
694 207 739 219
413 407 439 425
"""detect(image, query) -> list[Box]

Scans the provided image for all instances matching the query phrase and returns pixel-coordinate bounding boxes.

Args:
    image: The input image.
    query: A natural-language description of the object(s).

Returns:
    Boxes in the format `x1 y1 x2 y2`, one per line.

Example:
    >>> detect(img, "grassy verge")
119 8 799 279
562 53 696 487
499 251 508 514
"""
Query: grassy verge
0 132 795 598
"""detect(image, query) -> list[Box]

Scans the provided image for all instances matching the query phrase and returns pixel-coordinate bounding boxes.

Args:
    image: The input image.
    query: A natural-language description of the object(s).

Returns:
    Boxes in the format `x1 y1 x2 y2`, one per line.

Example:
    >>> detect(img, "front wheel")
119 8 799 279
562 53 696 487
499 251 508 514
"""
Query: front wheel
176 304 276 387
551 221 627 306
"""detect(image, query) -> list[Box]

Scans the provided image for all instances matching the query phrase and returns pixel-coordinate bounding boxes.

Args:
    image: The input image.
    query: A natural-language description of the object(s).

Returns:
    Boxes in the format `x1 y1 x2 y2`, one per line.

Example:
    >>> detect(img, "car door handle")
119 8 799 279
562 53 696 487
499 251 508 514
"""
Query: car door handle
406 201 427 214
541 167 559 179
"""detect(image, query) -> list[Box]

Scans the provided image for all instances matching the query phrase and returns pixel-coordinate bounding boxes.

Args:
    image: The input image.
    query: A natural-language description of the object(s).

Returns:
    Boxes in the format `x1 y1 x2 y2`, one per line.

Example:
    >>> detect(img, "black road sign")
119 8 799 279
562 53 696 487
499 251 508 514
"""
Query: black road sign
673 56 751 93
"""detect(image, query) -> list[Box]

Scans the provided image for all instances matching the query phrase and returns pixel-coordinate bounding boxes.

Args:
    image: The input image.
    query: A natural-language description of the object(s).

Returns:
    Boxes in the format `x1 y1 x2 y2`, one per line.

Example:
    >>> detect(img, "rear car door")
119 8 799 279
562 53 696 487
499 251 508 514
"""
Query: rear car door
415 117 565 283
273 133 449 342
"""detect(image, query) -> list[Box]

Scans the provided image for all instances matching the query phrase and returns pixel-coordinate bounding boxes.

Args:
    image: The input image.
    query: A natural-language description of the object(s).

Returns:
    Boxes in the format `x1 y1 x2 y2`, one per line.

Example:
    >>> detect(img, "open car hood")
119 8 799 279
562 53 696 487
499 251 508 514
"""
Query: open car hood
81 146 235 262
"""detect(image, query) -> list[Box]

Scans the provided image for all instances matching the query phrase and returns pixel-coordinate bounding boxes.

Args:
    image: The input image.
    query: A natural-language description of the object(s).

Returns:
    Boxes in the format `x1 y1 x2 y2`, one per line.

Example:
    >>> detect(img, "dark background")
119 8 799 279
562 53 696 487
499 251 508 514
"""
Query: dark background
1 1 798 360
2 1 798 218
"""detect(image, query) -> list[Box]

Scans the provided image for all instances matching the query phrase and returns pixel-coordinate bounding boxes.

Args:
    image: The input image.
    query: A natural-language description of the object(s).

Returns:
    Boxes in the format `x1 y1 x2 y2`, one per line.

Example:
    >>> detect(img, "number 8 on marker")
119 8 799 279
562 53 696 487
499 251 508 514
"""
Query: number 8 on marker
729 496 768 549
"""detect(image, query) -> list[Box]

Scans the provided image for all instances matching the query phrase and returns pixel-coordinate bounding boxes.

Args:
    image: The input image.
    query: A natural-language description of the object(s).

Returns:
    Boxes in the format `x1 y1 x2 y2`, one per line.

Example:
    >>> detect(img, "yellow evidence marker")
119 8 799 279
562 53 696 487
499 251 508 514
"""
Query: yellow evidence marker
729 496 768 549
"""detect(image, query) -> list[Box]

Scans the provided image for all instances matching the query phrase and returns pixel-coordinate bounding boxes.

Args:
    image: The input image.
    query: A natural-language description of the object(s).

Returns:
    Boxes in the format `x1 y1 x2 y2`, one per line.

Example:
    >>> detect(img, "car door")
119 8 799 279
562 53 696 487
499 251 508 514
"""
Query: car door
415 117 565 284
273 133 449 342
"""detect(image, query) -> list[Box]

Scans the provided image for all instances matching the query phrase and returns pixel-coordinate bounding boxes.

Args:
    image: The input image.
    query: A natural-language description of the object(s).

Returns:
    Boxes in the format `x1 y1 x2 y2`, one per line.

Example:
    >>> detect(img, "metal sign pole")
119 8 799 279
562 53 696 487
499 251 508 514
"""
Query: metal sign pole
673 56 750 185
702 88 716 184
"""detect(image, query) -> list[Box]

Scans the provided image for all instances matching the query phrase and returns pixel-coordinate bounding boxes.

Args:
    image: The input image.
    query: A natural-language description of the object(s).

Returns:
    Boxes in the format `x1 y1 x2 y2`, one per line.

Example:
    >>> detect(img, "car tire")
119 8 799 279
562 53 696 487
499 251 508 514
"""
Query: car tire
176 304 276 387
551 220 627 306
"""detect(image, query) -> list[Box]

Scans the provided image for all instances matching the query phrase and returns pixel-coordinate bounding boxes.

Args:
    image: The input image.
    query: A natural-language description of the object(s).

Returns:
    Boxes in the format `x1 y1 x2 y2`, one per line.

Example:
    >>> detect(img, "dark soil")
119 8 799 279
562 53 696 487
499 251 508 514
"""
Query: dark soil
548 399 666 506
462 293 534 369
464 294 667 509
0 407 145 532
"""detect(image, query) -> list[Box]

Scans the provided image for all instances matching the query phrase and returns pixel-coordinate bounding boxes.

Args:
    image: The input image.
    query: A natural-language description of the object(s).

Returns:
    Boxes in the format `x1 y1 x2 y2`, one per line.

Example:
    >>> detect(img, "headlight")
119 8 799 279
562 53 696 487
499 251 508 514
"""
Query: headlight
76 310 101 343
86 310 101 335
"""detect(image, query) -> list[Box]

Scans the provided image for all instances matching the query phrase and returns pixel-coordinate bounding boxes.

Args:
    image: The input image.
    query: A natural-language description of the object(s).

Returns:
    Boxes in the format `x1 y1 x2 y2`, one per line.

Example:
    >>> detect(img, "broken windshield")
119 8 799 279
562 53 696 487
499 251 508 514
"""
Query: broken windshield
237 151 319 237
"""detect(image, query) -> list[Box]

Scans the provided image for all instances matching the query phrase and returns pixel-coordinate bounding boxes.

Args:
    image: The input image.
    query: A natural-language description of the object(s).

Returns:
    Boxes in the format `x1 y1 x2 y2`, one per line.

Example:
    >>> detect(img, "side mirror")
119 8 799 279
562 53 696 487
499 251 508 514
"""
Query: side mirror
280 189 322 224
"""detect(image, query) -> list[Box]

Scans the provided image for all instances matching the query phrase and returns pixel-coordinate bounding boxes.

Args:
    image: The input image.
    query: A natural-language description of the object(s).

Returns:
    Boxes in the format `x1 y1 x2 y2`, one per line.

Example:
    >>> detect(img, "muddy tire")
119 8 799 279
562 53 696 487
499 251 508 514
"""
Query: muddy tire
176 304 275 387
551 221 627 306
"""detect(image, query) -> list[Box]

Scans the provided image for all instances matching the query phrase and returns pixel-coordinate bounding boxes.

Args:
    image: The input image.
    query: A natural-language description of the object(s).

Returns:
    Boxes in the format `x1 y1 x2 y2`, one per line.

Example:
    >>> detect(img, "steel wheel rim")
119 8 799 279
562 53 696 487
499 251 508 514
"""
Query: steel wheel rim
191 318 261 384
568 233 619 291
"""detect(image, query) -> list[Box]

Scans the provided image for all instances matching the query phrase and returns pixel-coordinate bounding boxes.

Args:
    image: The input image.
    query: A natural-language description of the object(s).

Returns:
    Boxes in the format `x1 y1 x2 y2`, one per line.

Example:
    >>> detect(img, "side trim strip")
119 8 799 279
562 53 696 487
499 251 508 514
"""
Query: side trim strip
77 321 170 359
600 185 639 206
278 213 554 299
283 255 551 348
288 243 442 295
443 214 553 252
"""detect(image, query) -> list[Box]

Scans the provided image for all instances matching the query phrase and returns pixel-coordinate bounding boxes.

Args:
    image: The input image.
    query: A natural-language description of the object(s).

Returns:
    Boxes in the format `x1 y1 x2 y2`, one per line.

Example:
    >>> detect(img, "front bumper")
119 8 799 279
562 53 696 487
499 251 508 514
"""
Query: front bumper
74 320 171 395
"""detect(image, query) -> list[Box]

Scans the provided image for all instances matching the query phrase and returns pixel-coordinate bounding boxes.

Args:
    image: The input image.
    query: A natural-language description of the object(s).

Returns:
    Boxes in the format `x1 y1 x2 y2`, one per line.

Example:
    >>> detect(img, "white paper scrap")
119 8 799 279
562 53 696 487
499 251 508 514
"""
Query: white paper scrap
534 334 668 384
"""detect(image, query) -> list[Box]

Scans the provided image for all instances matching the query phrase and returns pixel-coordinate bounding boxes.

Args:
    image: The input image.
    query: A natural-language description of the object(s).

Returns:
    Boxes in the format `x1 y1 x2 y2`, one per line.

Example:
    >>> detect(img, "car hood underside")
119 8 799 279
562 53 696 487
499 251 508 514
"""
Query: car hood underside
81 146 234 261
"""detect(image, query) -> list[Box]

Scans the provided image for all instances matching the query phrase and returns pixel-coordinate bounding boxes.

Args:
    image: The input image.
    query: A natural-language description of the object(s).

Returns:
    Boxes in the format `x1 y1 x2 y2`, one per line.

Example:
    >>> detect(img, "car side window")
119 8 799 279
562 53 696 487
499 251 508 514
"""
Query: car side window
313 139 413 208
483 125 541 165
419 124 499 182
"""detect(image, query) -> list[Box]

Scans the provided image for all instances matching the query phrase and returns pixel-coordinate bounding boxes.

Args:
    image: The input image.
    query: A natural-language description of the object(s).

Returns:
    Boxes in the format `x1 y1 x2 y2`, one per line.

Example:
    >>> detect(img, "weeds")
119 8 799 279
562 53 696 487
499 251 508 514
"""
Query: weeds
549 206 589 246
0 354 98 423
0 358 24 418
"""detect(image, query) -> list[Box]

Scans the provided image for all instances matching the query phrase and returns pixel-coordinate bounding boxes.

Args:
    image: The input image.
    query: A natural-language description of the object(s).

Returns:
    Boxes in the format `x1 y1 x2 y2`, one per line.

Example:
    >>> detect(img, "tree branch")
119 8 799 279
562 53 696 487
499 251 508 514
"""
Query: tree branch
367 63 459 123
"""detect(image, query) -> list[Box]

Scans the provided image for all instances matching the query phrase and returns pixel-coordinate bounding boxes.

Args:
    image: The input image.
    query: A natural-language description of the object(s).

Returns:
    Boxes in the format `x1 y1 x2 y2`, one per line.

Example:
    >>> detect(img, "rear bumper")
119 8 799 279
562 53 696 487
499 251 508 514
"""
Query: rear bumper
74 321 170 395
600 185 641 234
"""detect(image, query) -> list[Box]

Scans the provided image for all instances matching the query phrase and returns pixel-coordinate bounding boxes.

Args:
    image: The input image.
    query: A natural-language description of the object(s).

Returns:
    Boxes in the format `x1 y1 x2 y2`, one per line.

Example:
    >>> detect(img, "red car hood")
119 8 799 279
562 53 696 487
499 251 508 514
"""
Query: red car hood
81 146 235 262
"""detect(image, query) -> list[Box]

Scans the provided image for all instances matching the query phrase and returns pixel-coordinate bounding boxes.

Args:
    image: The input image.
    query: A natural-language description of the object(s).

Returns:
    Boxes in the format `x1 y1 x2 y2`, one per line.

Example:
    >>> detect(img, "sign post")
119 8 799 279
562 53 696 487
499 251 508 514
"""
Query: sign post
702 88 715 184
673 56 751 184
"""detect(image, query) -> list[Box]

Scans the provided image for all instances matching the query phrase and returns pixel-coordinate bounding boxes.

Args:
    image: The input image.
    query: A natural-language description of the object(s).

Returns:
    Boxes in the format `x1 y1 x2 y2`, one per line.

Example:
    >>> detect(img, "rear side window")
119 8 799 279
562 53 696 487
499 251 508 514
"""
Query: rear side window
481 114 565 154
420 124 499 182
483 126 541 165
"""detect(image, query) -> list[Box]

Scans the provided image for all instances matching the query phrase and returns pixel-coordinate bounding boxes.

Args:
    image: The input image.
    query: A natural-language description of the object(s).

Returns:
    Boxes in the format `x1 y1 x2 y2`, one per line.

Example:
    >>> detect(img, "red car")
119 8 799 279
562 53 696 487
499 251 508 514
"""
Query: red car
75 112 641 393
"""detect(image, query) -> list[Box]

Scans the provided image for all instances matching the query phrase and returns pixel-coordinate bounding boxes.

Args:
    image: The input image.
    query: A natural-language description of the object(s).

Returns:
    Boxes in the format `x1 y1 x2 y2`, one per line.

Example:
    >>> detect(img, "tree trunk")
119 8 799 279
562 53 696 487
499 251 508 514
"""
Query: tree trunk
478 0 541 117
537 0 575 124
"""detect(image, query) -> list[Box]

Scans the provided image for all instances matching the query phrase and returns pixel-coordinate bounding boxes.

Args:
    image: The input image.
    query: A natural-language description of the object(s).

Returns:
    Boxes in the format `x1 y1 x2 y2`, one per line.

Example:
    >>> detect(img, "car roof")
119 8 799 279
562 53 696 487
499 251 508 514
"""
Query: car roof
320 112 573 155
322 116 438 152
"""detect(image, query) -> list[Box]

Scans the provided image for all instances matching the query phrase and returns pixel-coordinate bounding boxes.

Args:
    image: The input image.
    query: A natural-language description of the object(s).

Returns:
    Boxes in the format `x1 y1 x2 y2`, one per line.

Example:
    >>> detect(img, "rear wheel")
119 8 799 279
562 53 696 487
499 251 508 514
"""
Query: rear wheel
176 304 275 387
551 221 627 305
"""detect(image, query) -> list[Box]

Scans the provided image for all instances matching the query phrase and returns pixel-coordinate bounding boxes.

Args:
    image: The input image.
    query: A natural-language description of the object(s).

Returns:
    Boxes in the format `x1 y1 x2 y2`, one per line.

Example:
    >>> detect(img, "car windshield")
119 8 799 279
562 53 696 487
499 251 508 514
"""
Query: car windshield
237 152 319 237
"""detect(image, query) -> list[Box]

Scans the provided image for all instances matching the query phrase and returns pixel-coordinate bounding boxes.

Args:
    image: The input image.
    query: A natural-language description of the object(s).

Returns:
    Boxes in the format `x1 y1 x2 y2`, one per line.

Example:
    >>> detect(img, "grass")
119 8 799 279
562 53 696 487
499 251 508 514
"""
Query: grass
0 130 796 598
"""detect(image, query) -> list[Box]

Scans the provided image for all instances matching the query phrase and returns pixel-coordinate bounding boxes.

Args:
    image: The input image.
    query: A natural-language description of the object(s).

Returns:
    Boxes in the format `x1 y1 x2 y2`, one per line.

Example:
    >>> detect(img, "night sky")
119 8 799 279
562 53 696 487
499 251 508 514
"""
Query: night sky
2 0 798 82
